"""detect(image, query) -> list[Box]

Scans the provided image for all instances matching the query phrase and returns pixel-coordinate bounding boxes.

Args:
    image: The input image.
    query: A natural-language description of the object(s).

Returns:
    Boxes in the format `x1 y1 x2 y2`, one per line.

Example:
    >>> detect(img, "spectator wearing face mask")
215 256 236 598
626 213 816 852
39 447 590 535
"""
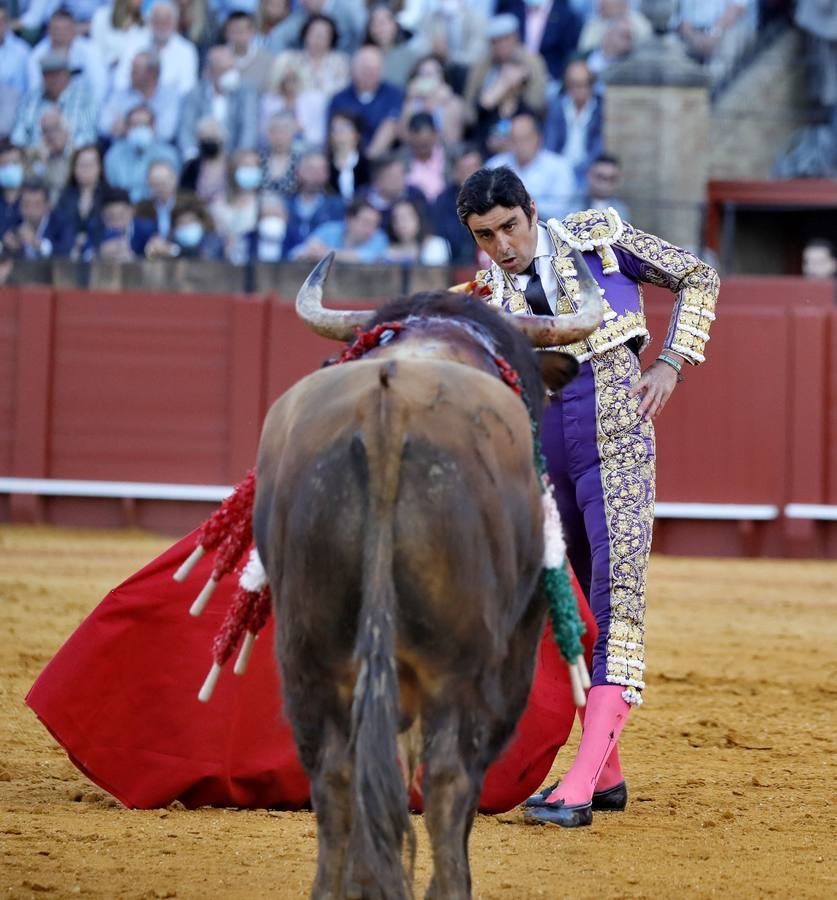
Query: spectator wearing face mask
243 192 288 262
0 142 26 239
0 180 73 259
179 118 228 205
99 50 180 144
209 148 264 264
143 198 224 259
178 44 259 164
104 104 181 203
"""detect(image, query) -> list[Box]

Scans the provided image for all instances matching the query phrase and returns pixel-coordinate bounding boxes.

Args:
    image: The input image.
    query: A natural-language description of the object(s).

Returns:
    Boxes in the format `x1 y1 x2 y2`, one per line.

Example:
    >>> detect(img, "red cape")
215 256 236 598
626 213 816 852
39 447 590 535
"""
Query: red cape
26 530 595 813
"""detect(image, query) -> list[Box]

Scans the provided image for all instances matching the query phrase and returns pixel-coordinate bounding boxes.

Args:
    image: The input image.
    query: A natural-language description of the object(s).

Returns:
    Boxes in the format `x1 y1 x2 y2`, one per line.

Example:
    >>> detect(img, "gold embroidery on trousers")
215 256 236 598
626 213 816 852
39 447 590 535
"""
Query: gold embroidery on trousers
591 345 656 703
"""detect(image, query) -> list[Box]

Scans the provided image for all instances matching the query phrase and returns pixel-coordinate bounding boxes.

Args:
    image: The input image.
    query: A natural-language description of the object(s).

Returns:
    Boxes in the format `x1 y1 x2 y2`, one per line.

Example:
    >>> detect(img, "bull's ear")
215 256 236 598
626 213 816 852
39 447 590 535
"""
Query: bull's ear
536 350 579 393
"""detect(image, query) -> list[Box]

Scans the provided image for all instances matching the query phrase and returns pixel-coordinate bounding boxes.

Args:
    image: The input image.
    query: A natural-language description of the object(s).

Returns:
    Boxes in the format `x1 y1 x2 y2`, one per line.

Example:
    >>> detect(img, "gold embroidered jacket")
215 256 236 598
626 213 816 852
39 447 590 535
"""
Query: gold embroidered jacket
473 208 720 364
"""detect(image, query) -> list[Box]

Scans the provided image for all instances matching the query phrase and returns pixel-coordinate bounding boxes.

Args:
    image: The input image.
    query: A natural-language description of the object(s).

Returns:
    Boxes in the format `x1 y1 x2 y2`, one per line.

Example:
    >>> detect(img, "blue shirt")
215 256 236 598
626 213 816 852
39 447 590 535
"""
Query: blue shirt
103 140 181 203
0 31 31 95
290 220 389 264
327 82 403 151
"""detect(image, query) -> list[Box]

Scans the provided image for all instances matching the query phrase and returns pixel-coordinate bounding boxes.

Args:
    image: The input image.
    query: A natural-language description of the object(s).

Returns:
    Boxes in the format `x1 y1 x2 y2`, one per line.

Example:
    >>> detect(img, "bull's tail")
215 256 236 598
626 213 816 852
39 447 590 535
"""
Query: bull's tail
347 361 415 900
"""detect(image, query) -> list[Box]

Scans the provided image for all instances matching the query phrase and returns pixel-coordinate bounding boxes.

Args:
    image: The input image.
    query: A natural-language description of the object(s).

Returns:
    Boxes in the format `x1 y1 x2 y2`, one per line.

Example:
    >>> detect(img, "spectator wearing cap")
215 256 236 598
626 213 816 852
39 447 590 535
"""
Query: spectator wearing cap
113 0 199 98
463 12 548 155
99 50 180 144
104 104 181 203
0 180 73 259
27 7 109 106
327 44 404 161
12 54 98 148
486 109 576 220
177 44 259 164
0 3 31 136
0 141 25 238
90 0 150 72
494 0 582 82
543 58 603 189
224 10 274 93
403 112 446 204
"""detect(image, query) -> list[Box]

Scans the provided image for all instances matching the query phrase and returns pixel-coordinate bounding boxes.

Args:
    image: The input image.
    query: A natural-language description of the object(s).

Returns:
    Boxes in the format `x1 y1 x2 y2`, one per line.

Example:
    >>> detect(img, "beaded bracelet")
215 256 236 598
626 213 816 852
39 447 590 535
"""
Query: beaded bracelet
657 353 685 383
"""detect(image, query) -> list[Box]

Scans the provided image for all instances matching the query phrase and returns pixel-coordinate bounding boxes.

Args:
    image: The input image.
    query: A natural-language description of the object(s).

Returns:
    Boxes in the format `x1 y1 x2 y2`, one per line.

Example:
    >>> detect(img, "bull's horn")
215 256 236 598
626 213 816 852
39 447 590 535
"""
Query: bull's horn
295 252 374 341
508 248 603 348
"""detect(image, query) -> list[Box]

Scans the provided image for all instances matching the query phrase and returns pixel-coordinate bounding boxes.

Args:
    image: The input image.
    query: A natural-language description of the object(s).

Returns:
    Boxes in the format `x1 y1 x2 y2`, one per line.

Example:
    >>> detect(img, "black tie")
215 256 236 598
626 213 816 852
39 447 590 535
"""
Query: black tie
524 262 552 316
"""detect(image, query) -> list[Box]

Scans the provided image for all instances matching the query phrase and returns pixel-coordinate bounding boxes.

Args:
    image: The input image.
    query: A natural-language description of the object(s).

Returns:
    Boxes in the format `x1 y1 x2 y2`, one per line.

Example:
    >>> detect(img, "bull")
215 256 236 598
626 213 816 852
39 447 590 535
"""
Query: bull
253 253 601 899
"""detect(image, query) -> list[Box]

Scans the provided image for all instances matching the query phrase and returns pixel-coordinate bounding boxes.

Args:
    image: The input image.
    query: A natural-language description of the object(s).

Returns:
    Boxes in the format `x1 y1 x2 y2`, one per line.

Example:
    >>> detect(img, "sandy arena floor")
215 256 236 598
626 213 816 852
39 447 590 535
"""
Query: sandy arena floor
0 525 835 899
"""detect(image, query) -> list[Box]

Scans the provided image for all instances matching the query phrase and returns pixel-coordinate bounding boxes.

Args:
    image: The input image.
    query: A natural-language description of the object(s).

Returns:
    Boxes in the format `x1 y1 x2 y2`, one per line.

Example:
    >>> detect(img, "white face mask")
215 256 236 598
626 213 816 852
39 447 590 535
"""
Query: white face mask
127 125 154 149
218 68 241 94
258 215 286 242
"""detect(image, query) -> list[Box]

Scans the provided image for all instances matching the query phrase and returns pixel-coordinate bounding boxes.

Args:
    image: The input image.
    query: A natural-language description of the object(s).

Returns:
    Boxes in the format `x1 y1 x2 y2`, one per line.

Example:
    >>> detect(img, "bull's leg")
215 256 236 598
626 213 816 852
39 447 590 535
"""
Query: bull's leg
307 719 353 900
421 708 481 900
282 674 353 900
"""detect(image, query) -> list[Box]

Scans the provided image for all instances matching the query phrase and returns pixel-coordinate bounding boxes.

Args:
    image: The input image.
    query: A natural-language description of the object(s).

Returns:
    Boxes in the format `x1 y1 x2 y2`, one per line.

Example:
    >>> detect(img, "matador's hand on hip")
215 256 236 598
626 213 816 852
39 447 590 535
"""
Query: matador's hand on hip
628 360 679 421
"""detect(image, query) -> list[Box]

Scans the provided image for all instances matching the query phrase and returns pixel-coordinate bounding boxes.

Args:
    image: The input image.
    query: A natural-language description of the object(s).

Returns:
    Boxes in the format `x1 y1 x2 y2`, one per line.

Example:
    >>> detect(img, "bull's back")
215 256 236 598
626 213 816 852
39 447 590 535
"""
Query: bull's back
254 358 544 674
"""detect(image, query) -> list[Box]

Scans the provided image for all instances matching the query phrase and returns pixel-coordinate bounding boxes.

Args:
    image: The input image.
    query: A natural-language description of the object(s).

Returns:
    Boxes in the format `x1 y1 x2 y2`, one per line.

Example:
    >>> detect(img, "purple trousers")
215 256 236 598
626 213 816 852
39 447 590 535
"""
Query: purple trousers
541 344 655 706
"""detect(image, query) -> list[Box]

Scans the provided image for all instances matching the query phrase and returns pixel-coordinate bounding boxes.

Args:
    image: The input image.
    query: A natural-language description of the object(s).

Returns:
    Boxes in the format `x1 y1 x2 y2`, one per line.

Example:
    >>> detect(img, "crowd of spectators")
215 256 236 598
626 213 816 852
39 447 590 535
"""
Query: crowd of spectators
0 0 771 267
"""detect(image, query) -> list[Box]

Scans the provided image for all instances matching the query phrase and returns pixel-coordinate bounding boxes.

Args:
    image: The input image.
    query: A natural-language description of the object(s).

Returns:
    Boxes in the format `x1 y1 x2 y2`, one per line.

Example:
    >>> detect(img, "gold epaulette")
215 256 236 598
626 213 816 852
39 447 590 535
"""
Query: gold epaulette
547 208 625 275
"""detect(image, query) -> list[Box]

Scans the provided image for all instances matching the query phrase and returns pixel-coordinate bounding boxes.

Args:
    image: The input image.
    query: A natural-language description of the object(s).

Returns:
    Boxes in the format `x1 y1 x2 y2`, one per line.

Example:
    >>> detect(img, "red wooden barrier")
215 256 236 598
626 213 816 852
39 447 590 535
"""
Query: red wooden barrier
0 277 834 557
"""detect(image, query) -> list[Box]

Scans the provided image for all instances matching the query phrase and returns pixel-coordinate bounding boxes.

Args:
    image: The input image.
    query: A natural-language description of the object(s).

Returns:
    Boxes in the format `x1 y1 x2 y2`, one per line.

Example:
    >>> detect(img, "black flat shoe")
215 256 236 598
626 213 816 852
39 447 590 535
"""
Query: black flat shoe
523 799 593 828
524 780 628 812
591 780 628 811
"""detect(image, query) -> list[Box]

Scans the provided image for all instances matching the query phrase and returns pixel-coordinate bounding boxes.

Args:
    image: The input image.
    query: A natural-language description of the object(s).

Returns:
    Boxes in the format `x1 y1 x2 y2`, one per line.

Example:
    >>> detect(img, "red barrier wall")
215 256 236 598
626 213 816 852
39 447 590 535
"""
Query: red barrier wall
1 277 835 557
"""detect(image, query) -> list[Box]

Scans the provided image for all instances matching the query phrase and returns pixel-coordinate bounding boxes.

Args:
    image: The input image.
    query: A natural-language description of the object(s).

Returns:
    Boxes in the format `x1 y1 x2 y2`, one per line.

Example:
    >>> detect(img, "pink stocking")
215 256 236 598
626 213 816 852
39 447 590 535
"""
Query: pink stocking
547 685 631 806
577 700 624 792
